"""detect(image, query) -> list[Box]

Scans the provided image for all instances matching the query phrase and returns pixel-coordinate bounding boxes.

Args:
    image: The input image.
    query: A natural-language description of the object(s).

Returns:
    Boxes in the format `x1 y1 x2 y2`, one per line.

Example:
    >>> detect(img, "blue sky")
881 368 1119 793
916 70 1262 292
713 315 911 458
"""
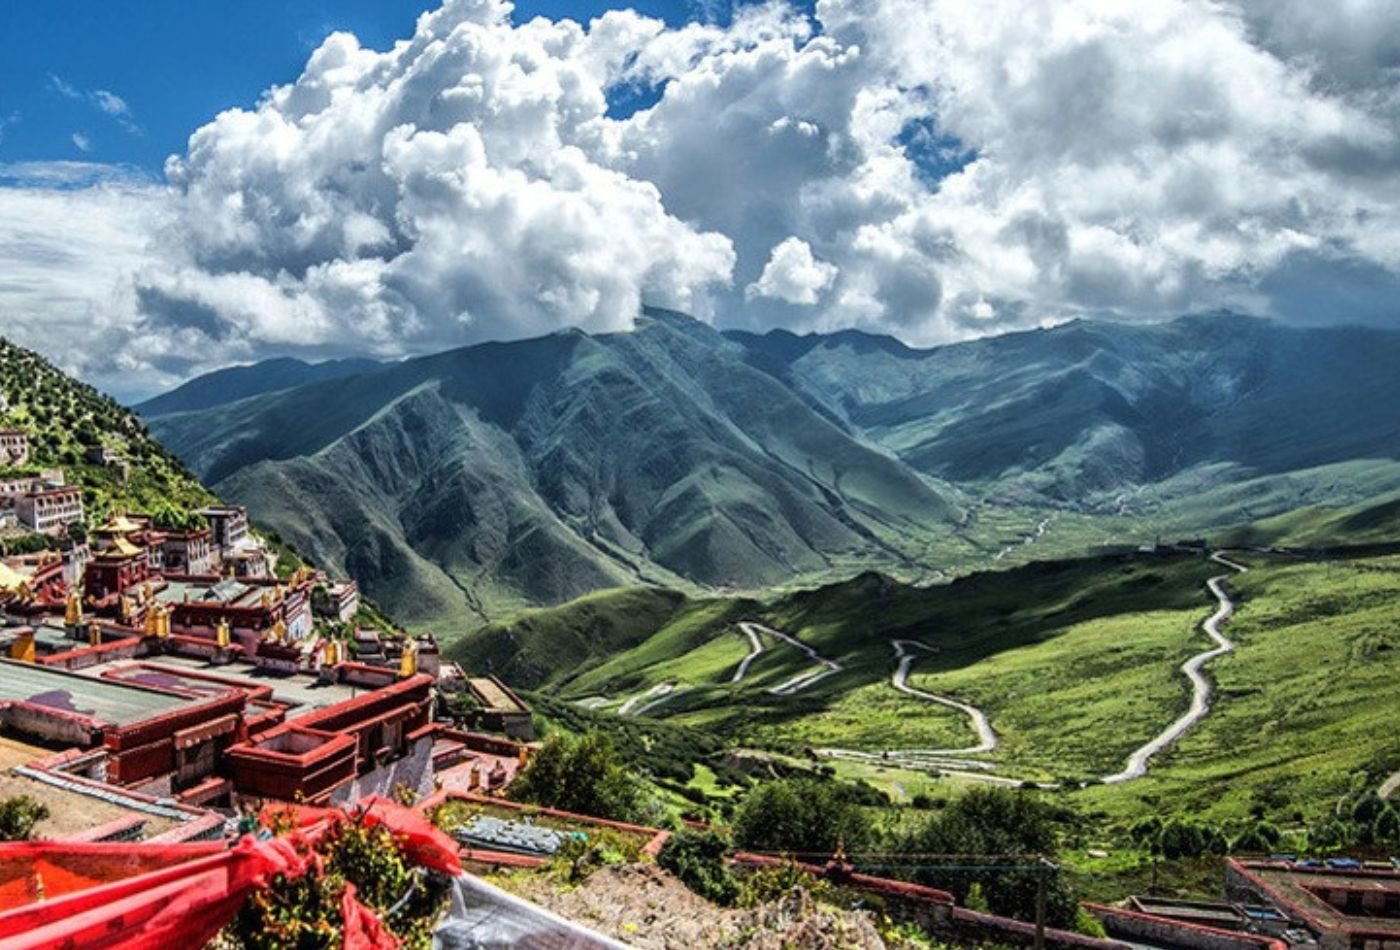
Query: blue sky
0 0 713 174
0 0 1396 400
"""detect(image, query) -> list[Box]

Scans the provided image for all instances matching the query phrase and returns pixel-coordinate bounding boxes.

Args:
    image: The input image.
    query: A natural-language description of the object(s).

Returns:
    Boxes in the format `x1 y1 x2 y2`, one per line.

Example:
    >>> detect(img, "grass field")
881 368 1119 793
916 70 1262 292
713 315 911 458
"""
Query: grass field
1074 552 1400 825
458 540 1400 836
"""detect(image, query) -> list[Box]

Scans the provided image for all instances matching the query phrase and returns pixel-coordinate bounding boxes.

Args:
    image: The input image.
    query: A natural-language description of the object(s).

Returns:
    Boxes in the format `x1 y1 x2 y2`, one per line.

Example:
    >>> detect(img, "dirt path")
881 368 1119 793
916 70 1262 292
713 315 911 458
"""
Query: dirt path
619 682 676 716
731 624 765 683
814 639 1005 780
1101 551 1247 783
737 622 844 695
1379 770 1400 799
888 640 998 754
814 550 1250 790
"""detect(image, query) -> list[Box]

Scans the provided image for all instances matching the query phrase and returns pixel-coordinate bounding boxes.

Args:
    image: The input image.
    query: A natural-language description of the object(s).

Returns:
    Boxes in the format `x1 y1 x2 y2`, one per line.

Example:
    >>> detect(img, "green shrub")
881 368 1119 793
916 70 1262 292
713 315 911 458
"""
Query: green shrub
0 796 48 841
657 829 739 905
732 778 873 856
509 732 643 823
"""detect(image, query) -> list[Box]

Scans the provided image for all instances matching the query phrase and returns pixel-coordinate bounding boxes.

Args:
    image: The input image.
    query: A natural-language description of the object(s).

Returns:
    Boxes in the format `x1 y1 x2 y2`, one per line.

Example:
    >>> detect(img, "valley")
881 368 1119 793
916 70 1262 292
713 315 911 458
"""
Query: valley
144 312 1400 635
462 539 1400 831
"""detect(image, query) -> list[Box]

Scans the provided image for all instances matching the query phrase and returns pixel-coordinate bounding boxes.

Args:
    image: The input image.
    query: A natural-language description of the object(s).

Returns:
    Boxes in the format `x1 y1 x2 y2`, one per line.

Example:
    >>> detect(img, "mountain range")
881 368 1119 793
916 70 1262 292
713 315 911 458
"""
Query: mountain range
143 310 1400 636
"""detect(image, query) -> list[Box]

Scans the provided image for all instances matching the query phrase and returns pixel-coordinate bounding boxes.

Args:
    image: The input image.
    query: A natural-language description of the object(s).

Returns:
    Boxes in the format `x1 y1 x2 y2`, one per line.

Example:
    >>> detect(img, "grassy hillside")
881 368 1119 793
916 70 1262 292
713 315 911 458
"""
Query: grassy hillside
152 312 965 631
146 312 1400 635
731 314 1400 504
1215 489 1400 549
0 336 215 528
460 546 1400 831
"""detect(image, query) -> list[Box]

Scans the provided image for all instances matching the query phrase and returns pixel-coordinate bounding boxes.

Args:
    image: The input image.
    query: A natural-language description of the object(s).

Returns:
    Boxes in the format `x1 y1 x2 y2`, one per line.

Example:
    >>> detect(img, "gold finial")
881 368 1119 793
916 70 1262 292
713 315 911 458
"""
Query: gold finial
323 639 340 666
65 589 82 627
88 621 101 647
271 617 287 642
261 591 272 609
118 594 132 623
399 642 417 678
159 604 172 638
215 616 230 648
144 604 160 636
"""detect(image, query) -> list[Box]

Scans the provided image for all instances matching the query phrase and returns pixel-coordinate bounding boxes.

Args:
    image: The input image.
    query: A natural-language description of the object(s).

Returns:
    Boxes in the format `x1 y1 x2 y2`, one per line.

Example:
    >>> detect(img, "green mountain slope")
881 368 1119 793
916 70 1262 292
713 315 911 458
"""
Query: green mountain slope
152 312 960 634
728 313 1400 503
0 336 215 526
465 546 1400 823
135 356 385 418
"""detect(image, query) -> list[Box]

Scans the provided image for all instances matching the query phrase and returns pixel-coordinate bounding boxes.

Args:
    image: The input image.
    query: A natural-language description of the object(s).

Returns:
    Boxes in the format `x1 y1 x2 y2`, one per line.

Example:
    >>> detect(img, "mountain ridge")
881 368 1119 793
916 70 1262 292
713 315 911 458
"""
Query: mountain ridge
147 311 1400 635
135 355 386 418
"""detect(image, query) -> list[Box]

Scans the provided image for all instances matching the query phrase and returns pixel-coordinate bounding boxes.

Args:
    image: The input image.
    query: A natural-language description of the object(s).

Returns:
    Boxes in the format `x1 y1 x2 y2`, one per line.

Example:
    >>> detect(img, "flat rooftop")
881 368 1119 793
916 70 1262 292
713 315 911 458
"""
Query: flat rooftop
1236 861 1400 936
128 656 364 718
156 577 266 609
0 659 200 727
469 677 527 713
0 733 52 769
0 770 182 839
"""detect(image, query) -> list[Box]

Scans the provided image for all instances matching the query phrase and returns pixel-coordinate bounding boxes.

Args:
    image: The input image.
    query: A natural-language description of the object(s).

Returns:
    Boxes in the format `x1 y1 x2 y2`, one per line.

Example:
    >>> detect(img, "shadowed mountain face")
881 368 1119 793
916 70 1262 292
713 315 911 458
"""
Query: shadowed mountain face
149 310 1400 633
728 314 1400 500
150 312 956 634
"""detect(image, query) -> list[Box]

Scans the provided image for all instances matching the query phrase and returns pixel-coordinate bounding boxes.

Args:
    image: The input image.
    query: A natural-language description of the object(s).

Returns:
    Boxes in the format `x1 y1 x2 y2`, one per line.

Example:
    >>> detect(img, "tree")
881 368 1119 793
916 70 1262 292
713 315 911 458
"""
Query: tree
732 777 873 856
509 732 642 822
1231 821 1282 855
0 796 48 840
1158 819 1207 859
900 787 1078 927
1373 805 1400 851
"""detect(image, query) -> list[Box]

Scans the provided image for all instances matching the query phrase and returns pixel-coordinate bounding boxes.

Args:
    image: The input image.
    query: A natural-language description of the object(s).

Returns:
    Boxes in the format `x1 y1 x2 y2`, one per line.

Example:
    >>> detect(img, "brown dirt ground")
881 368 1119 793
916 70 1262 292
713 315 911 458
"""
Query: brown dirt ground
509 862 902 949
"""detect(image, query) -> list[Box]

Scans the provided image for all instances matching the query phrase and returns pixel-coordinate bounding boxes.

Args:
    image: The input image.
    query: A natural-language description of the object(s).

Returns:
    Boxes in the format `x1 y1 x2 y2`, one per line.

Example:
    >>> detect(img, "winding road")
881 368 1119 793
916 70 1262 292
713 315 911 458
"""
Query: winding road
1101 551 1247 783
618 682 676 716
732 625 765 683
888 640 997 755
813 550 1250 788
814 639 1005 780
729 622 845 694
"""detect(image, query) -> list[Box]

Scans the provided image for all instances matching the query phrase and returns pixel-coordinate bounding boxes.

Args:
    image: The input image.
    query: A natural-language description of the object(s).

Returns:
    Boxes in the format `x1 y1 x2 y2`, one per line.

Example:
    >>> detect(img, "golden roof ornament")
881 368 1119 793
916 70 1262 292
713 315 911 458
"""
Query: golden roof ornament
215 616 230 648
399 642 418 679
65 589 82 627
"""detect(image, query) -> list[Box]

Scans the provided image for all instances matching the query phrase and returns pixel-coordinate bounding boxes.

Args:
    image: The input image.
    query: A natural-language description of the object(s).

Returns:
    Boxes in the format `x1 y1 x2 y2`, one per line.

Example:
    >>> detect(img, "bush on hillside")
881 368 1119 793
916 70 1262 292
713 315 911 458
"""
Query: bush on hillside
732 778 874 857
509 731 643 823
899 786 1079 928
657 829 739 905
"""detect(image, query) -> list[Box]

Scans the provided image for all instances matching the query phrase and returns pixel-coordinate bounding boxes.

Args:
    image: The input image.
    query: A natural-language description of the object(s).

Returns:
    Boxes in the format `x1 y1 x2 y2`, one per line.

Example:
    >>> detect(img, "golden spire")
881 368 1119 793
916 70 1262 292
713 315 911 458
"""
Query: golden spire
399 642 418 678
215 616 230 648
271 617 287 642
65 589 82 627
144 604 160 636
88 621 101 647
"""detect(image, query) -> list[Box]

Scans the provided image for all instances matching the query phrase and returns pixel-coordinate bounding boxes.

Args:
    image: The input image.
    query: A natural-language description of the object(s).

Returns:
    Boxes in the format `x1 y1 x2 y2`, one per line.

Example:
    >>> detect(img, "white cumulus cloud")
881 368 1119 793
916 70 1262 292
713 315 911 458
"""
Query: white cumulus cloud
3 0 1400 397
747 237 838 304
